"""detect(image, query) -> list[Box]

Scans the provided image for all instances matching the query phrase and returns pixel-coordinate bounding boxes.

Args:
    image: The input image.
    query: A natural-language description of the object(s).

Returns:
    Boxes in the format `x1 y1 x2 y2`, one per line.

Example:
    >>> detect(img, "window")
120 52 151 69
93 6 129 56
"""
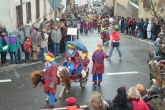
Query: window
26 2 32 23
16 5 23 25
36 0 40 18
143 0 150 8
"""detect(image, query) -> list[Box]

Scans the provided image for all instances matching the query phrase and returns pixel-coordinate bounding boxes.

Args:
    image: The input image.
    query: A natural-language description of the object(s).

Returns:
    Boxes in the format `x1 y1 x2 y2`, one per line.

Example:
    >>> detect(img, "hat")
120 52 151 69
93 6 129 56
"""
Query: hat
136 84 145 91
114 25 119 30
45 52 54 58
97 44 102 47
68 44 76 49
66 97 76 106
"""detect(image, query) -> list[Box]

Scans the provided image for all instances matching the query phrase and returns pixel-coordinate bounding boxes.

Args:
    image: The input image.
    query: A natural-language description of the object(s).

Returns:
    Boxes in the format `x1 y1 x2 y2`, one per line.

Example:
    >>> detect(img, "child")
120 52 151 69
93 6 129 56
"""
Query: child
8 31 19 64
66 97 82 110
100 27 110 45
24 38 32 62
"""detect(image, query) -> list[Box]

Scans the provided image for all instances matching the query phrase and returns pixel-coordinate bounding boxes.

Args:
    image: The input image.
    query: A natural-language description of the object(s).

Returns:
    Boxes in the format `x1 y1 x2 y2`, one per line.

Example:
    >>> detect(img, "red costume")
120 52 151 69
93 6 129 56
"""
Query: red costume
81 57 90 71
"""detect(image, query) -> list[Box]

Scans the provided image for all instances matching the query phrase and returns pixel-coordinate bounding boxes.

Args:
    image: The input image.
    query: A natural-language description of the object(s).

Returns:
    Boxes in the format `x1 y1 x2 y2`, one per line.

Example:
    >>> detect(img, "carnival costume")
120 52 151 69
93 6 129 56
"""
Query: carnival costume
43 52 58 107
64 44 81 75
97 17 102 33
100 28 110 45
91 44 110 86
81 51 90 72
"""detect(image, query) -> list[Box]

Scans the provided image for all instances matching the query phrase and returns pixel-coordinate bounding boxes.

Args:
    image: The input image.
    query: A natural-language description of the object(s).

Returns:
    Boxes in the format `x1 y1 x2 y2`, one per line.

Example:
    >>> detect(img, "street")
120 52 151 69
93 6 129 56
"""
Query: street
0 29 153 110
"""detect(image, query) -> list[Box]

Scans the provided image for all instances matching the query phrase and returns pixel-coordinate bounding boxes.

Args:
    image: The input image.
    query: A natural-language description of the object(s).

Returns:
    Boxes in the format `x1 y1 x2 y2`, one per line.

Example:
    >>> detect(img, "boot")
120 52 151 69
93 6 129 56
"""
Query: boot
98 82 100 86
93 82 97 86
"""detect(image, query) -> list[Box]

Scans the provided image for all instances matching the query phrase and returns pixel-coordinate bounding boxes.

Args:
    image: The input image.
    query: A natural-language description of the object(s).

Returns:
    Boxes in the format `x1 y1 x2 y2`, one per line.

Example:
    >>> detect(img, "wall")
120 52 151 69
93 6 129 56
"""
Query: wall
108 0 113 7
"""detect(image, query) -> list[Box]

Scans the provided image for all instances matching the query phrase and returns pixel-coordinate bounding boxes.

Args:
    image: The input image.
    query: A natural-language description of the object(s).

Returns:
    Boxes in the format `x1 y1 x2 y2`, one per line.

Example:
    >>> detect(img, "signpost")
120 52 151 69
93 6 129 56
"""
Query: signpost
48 0 62 19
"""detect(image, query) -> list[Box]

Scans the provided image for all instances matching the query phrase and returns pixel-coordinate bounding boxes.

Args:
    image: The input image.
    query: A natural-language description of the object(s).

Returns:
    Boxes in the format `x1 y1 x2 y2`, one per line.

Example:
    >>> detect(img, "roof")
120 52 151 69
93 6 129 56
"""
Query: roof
128 2 139 9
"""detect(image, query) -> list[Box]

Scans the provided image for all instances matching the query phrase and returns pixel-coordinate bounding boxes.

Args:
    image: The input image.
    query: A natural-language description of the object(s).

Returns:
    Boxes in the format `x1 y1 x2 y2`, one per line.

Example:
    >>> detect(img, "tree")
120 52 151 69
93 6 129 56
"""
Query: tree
143 0 165 24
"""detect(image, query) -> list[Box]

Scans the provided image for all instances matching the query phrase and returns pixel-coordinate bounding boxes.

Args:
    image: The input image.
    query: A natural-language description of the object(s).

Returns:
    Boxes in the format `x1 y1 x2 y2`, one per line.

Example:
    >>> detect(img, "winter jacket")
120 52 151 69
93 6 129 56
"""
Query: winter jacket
39 32 48 48
138 20 144 31
24 40 32 53
0 27 8 35
66 105 82 110
14 28 25 45
51 29 62 43
112 31 120 41
31 32 40 51
131 100 150 110
8 35 19 52
0 35 10 52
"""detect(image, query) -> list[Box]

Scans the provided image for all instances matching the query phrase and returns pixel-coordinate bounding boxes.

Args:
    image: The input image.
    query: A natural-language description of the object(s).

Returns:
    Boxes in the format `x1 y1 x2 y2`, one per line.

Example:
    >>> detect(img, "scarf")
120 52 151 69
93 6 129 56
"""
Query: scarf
1 35 7 47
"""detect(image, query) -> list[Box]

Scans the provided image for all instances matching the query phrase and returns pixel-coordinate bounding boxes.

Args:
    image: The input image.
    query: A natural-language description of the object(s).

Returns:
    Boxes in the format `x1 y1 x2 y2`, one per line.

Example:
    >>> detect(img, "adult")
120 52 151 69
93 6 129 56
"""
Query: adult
138 18 144 39
143 18 149 39
8 31 19 64
39 18 47 31
43 52 58 108
66 21 74 41
0 23 8 35
147 20 152 39
60 22 67 54
120 17 125 33
51 25 61 57
30 23 37 35
30 27 40 61
39 27 48 62
151 21 157 41
84 92 109 110
92 44 110 86
128 87 150 110
14 24 25 63
64 44 81 75
109 25 122 60
0 31 9 66
110 87 133 110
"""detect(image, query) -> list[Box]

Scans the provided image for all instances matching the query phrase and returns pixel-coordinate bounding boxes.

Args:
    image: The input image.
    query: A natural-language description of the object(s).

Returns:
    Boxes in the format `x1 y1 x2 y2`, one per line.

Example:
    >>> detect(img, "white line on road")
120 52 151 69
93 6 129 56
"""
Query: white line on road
41 105 87 110
0 79 12 83
131 37 154 45
106 71 139 75
14 71 20 78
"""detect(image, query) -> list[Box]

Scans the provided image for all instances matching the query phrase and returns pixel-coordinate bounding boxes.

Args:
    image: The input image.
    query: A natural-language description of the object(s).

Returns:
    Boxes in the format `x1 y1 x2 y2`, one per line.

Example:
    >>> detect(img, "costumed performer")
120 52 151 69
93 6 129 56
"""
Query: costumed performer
43 52 58 108
100 27 110 45
91 44 110 86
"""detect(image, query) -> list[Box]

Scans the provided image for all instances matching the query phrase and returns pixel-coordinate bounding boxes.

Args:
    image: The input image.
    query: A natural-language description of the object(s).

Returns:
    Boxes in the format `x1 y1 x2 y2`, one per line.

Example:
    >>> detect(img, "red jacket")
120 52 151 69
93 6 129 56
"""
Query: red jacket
92 50 107 74
81 57 90 71
43 62 58 94
132 100 150 110
67 105 82 110
112 31 120 41
24 40 32 52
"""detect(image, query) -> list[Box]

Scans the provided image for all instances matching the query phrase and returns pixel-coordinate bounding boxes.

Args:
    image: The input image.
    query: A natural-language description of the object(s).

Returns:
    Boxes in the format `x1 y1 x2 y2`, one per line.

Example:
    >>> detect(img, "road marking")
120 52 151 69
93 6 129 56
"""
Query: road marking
14 71 20 78
0 79 12 83
131 37 154 45
41 105 87 110
106 71 138 75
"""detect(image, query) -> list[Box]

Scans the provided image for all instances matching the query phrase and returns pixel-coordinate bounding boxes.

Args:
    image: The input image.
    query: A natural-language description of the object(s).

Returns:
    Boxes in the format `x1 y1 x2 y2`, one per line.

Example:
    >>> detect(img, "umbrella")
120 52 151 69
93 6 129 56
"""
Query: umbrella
66 41 88 52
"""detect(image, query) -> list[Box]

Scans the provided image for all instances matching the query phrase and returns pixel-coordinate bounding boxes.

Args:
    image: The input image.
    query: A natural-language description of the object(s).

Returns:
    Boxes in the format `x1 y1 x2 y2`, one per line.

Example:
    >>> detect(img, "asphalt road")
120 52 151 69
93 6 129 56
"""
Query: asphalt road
0 29 154 110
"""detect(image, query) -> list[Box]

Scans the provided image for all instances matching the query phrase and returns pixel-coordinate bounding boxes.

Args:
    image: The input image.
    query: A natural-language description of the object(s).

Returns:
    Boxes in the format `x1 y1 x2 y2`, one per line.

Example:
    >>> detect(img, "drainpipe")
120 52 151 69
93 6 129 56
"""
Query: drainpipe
20 0 23 25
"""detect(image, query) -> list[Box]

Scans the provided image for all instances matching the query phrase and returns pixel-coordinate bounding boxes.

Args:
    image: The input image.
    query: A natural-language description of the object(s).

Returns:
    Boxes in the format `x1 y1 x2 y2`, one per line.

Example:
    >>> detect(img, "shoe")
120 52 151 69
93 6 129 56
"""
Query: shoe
118 58 122 60
93 82 97 86
98 82 100 86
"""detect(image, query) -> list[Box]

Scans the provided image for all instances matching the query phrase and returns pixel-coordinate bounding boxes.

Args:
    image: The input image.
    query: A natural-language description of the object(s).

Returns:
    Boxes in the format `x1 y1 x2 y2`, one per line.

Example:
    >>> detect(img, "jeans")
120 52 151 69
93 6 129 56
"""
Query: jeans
9 52 17 63
121 25 124 33
152 34 156 41
1 52 7 64
60 41 65 53
53 43 60 56
109 46 122 58
16 45 22 62
25 52 30 61
41 47 47 61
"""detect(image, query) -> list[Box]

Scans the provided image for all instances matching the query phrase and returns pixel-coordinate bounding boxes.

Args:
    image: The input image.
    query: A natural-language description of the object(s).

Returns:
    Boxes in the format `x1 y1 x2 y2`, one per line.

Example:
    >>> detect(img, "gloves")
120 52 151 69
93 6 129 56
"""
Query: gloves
63 62 67 66
71 57 75 60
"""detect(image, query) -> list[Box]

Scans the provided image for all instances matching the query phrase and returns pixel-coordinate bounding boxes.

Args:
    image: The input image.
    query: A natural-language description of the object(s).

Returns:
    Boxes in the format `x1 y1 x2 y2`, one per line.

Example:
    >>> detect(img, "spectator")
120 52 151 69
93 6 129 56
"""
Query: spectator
143 18 149 39
66 97 82 110
120 17 125 33
30 23 37 35
60 22 67 54
147 20 152 40
151 22 157 41
24 38 31 63
14 24 25 63
39 27 48 62
84 91 109 110
131 19 136 37
0 31 10 66
39 18 48 31
51 24 61 57
0 23 8 35
128 87 150 110
30 27 40 61
110 87 133 110
138 18 144 39
8 31 19 64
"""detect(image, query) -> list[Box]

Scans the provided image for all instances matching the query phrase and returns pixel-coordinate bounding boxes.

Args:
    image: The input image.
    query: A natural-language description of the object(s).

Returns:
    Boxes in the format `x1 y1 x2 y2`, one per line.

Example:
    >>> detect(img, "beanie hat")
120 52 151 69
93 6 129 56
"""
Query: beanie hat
66 97 76 106
114 25 119 30
136 84 145 91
